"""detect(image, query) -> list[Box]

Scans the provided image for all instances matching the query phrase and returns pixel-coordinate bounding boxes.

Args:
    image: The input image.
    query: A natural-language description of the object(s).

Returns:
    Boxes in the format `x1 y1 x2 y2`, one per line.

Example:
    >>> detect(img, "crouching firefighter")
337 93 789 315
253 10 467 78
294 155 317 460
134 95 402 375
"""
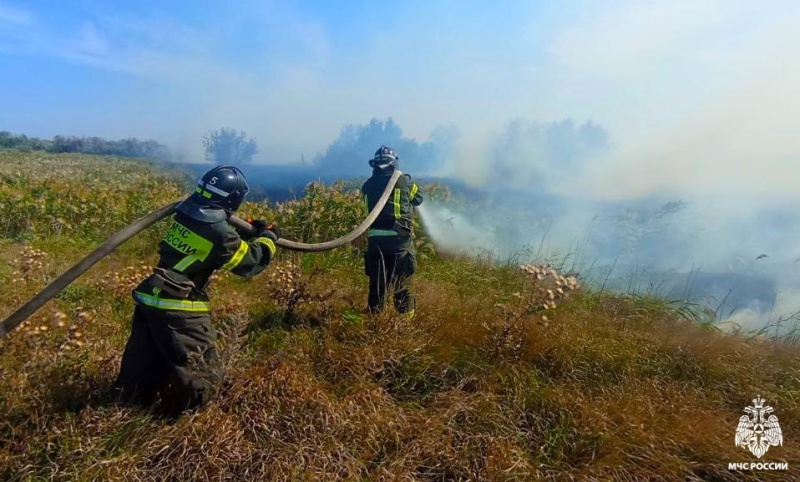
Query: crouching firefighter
361 146 423 317
111 165 280 417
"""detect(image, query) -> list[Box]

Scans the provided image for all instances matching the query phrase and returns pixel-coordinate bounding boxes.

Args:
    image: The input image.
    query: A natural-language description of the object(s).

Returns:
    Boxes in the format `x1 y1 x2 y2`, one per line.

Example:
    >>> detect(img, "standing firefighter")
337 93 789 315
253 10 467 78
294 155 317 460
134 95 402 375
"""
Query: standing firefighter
361 146 423 317
111 165 280 417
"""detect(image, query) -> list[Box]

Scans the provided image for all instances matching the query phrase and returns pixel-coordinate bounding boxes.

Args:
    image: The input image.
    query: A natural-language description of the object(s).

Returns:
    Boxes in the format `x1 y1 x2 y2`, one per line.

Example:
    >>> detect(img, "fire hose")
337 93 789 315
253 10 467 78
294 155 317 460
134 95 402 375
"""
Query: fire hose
0 169 403 339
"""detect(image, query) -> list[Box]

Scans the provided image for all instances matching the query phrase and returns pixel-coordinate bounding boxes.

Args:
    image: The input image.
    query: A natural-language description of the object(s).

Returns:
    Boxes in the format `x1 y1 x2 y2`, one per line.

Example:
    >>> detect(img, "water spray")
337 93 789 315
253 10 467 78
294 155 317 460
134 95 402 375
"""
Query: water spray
417 202 512 258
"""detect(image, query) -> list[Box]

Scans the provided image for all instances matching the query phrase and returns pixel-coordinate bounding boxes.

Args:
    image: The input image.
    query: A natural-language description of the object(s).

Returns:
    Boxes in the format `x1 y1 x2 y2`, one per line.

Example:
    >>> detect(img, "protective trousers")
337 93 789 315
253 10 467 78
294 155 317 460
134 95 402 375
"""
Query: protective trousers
365 236 416 314
111 304 221 417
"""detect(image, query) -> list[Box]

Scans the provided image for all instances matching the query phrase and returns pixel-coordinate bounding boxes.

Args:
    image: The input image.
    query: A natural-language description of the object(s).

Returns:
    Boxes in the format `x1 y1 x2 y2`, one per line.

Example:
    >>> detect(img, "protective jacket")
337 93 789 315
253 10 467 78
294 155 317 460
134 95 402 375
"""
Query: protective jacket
114 168 273 418
361 168 423 236
361 167 423 315
132 209 276 312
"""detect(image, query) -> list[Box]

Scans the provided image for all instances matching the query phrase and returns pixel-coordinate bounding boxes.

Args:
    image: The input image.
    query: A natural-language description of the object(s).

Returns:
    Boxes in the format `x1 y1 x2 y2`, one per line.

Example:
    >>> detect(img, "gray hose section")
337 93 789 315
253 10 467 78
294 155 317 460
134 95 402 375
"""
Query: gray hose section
0 170 402 339
230 169 403 252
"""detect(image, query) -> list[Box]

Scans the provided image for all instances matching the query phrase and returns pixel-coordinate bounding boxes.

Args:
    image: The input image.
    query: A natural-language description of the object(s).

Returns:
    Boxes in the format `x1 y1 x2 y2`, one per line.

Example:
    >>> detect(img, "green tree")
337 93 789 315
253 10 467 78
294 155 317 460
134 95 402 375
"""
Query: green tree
202 128 258 165
313 117 456 176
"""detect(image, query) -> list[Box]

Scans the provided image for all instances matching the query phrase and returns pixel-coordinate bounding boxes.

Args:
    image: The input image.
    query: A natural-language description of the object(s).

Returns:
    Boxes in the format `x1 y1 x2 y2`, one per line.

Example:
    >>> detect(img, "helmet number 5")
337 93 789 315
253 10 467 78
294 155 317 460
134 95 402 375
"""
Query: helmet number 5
209 176 218 185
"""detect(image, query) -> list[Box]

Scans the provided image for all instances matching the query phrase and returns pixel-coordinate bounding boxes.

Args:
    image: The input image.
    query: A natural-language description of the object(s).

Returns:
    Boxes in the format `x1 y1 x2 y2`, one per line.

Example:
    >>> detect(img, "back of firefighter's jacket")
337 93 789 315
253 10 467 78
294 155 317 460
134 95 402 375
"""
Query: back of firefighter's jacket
132 212 276 312
361 170 423 237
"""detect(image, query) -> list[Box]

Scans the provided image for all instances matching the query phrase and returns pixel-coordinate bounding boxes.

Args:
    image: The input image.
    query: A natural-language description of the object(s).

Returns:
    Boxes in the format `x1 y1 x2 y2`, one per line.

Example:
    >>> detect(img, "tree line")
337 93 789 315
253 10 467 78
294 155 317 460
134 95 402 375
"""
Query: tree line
313 117 609 183
1 117 610 181
0 131 172 161
312 118 459 177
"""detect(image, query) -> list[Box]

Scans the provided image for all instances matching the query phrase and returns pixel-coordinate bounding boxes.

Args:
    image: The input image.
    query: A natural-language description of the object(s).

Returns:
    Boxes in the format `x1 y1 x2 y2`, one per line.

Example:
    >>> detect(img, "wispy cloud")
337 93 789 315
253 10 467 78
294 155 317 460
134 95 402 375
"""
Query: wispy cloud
0 2 212 77
0 1 32 26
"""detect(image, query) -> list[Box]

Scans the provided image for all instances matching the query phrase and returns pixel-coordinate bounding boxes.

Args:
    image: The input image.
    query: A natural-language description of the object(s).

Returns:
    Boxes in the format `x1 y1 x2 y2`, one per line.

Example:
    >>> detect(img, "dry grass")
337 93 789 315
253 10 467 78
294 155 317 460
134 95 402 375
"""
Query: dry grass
1 152 799 480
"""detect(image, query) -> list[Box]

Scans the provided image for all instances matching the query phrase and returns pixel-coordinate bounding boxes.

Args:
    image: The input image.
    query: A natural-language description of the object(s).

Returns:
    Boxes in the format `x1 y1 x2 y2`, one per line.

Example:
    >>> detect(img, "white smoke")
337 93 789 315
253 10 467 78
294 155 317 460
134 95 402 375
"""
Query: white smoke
408 2 800 329
417 182 800 328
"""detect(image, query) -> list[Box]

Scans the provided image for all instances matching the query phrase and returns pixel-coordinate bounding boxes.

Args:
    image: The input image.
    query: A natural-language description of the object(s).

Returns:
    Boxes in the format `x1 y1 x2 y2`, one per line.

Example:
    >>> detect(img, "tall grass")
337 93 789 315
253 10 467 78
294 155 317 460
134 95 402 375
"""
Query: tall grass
1 151 798 480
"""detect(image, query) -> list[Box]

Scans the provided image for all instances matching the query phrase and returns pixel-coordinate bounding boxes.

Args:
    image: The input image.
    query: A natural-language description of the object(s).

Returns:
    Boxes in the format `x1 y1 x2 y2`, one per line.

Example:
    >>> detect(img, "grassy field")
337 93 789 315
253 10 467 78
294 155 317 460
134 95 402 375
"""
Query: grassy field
1 151 799 481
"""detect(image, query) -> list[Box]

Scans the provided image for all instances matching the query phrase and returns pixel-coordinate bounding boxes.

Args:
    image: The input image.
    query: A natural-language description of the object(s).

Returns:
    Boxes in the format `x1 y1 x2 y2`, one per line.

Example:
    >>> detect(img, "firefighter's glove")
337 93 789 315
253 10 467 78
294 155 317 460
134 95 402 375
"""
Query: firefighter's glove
249 220 281 242
249 219 268 237
263 223 281 241
237 219 261 240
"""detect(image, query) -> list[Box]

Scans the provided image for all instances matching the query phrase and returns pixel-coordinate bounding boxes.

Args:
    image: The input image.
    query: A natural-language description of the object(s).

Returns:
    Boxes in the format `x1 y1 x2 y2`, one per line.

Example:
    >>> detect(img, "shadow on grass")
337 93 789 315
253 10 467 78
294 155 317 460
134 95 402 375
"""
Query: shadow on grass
38 355 180 425
245 306 327 334
33 355 117 415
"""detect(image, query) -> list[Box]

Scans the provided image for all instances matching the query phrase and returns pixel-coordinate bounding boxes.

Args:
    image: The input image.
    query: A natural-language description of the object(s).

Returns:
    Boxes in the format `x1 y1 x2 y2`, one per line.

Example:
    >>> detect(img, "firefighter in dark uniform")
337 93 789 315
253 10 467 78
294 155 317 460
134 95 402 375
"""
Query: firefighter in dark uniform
361 146 423 317
111 165 280 417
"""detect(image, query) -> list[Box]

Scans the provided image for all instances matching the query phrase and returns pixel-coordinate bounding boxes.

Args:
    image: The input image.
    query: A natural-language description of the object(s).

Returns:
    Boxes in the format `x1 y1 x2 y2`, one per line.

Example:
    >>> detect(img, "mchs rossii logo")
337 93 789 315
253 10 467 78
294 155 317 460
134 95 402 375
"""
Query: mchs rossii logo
729 395 787 472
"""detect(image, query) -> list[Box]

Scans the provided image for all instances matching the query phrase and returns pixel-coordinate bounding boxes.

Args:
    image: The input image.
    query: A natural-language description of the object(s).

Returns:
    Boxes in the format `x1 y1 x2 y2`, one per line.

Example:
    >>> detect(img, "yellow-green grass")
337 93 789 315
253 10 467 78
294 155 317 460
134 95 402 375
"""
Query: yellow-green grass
1 151 798 481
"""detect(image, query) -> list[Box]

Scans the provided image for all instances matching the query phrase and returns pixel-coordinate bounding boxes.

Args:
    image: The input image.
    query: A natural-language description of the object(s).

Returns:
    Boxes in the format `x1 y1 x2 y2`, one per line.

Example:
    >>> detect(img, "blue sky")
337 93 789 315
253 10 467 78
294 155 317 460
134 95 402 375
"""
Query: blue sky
0 1 557 145
1 1 800 198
